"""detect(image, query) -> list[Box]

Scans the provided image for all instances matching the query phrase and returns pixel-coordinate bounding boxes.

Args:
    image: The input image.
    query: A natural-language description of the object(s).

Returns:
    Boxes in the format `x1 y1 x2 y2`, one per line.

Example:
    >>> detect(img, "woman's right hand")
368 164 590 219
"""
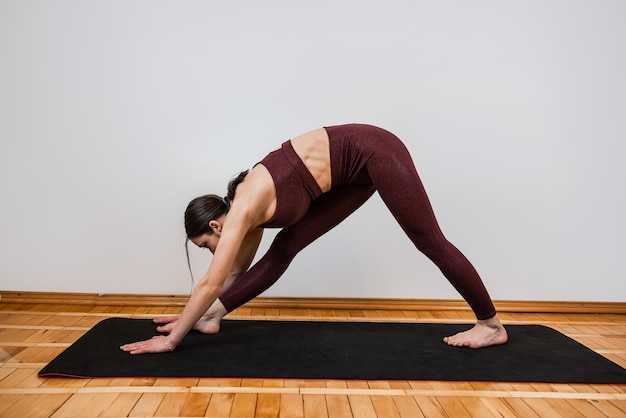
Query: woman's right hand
153 315 180 333
154 313 223 335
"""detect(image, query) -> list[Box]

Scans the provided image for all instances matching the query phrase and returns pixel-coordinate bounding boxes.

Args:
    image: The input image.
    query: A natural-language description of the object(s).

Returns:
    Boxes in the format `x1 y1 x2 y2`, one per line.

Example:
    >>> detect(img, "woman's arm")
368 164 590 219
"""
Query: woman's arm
166 212 253 345
222 227 263 290
120 165 274 354
151 226 264 334
120 205 259 354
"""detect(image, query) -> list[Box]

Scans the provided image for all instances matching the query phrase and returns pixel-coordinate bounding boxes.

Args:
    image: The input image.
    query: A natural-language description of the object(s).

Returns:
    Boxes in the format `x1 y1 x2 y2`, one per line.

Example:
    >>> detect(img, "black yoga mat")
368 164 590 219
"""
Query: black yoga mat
39 318 626 383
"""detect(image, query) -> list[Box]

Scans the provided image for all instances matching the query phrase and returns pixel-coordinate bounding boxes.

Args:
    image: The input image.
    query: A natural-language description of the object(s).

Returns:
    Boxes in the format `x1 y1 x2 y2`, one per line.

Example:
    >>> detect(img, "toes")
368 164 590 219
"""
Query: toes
443 336 459 346
443 334 472 347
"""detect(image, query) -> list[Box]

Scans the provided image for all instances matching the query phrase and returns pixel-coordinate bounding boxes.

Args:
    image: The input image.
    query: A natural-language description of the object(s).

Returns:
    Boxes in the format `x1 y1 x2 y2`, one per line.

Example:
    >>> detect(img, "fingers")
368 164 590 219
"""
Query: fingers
120 336 168 355
153 315 180 324
154 315 178 333
156 322 174 333
127 346 148 355
119 341 148 355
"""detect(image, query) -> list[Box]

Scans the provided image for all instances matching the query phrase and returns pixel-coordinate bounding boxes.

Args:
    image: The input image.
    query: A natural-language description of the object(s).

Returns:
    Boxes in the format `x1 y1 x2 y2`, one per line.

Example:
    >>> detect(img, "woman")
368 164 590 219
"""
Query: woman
121 124 508 354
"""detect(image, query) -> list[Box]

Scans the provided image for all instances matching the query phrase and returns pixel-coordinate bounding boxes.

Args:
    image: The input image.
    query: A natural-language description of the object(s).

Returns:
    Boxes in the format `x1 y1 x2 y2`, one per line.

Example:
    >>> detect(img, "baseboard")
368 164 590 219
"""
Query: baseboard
245 297 626 314
1 290 625 314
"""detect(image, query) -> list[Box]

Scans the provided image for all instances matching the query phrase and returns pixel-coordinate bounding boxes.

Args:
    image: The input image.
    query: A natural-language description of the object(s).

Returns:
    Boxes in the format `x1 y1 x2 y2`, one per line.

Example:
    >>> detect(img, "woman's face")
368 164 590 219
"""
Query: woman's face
190 232 220 254
189 217 224 254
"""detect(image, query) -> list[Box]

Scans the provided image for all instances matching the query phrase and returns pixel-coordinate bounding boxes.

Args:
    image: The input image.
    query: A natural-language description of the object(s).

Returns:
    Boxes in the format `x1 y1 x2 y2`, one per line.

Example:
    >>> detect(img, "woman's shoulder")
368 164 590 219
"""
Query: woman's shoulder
232 165 277 225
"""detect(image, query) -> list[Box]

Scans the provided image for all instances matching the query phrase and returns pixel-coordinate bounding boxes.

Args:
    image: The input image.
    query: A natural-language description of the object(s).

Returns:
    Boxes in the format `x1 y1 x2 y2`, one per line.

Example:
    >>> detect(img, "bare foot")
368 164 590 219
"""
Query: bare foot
154 300 227 335
443 315 508 348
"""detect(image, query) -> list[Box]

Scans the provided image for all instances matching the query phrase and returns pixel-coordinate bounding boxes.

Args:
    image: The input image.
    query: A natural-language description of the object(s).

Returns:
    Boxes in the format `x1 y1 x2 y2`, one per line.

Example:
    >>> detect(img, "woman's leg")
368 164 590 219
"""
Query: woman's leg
219 184 376 312
356 127 506 347
357 129 495 319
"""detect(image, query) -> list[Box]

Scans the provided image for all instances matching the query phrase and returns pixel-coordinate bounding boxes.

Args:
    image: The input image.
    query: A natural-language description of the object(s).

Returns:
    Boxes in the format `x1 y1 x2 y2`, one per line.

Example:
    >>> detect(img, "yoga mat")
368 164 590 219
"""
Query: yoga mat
39 318 626 383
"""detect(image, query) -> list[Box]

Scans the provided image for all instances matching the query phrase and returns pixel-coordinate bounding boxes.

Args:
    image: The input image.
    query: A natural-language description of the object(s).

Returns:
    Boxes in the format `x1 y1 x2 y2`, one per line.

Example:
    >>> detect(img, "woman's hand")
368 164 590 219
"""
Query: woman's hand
153 315 180 333
154 306 225 335
120 335 175 355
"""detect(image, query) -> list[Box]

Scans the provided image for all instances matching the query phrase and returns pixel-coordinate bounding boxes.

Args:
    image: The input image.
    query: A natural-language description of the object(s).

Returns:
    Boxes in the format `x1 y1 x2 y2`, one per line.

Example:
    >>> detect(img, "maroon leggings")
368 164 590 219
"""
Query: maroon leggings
219 124 496 320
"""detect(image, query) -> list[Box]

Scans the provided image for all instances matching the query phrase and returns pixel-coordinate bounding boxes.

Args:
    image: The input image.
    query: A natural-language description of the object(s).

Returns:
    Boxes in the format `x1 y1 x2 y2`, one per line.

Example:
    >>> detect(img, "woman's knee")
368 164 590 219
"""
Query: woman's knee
267 230 305 263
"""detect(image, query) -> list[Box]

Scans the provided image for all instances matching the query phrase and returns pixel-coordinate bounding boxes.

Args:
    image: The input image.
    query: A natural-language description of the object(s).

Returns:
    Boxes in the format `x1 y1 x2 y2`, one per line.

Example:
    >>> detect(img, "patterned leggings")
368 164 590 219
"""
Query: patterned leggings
219 124 496 320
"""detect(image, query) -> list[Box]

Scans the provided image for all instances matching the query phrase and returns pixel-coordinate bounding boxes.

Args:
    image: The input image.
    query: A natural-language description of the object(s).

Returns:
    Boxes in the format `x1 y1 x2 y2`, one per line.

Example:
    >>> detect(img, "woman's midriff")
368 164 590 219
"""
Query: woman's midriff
289 128 332 193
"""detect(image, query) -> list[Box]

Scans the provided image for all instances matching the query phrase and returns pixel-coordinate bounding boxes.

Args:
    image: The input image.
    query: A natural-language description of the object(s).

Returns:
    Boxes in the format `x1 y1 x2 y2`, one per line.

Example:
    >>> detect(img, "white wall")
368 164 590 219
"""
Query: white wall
1 1 625 302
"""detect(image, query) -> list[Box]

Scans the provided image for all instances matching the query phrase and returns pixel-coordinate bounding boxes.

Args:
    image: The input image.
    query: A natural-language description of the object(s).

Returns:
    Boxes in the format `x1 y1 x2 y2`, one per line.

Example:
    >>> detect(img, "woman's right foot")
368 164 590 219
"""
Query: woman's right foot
443 314 508 348
154 301 227 335
192 313 223 334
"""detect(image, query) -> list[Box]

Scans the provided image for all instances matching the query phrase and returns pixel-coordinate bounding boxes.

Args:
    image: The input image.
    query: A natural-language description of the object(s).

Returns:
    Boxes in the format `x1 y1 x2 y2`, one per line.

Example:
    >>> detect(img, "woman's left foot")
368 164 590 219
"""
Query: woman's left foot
443 315 508 348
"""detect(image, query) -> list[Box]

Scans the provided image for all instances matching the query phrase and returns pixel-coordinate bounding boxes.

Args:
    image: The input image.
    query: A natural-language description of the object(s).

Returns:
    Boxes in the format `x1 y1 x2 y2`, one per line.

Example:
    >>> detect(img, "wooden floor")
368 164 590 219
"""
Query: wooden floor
1 301 625 418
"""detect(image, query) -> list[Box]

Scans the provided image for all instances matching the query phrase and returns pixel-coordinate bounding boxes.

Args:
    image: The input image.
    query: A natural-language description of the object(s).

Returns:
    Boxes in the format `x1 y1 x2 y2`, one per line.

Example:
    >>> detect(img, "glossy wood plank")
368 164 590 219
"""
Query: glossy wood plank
99 392 142 417
391 395 425 417
255 393 281 417
303 394 328 418
230 392 257 417
346 395 377 418
370 395 402 417
412 396 447 417
153 392 189 416
3 393 70 417
128 392 166 417
204 392 233 417
279 393 304 418
179 392 211 417
478 397 518 418
325 394 352 418
51 393 119 417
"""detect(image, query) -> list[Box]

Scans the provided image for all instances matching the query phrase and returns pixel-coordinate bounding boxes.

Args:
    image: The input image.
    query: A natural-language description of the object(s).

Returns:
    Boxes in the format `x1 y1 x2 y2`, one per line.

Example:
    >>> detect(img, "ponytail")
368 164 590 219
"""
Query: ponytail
227 170 249 201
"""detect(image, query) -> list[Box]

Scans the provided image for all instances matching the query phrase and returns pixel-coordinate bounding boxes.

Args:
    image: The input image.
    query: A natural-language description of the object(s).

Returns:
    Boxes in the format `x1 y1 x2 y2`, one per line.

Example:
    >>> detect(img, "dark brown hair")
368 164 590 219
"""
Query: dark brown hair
183 170 249 284
184 170 249 238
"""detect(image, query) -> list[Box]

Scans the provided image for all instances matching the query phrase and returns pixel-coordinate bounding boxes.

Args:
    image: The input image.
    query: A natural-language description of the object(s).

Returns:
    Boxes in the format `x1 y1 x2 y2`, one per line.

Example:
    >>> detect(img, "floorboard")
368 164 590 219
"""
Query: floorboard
1 301 625 417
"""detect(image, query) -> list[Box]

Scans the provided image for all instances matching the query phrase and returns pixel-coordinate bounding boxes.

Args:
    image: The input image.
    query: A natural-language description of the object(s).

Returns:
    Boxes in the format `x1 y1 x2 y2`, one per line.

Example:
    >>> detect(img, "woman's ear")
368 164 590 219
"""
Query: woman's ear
208 220 222 234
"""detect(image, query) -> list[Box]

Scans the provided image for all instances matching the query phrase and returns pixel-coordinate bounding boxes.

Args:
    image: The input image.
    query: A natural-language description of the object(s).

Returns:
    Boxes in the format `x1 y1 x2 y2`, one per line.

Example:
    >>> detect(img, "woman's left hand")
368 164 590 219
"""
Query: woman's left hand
120 335 175 355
